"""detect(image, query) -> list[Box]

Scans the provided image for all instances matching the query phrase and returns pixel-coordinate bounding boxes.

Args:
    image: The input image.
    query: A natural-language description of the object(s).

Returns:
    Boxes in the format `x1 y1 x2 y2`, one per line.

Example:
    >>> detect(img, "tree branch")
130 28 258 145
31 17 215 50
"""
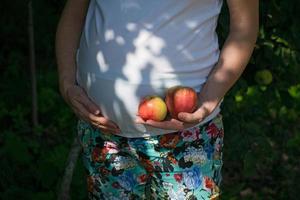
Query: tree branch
28 0 38 129
58 136 82 200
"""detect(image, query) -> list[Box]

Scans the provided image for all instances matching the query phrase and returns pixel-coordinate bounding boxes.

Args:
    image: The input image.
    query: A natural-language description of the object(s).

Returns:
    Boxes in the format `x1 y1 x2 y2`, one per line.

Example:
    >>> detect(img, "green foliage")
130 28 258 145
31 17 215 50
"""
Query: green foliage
0 0 299 199
218 1 300 199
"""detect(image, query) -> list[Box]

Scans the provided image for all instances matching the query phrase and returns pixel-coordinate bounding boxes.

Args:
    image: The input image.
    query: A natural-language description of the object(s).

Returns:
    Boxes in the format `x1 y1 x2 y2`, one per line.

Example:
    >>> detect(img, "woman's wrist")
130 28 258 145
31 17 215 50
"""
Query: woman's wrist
197 31 258 113
197 88 223 115
197 67 227 110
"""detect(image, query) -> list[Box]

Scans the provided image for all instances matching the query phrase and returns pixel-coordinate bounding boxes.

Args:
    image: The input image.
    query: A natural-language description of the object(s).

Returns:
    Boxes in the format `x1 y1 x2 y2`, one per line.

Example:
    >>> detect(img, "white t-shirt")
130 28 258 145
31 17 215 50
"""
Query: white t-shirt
76 0 224 138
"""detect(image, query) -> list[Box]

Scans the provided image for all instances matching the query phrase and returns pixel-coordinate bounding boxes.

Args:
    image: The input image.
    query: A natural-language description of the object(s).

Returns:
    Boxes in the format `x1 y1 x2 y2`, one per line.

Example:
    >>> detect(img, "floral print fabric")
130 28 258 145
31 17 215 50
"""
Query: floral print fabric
77 113 224 200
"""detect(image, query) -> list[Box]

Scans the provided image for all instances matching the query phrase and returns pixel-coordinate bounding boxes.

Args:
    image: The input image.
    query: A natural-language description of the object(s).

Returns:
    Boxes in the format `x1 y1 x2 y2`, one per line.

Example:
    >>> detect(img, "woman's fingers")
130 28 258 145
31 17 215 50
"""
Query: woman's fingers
73 87 120 129
178 102 218 123
90 121 120 134
177 111 204 123
135 116 146 124
71 100 120 133
135 115 198 131
145 118 184 130
135 115 184 130
64 84 121 134
75 87 101 115
95 116 120 129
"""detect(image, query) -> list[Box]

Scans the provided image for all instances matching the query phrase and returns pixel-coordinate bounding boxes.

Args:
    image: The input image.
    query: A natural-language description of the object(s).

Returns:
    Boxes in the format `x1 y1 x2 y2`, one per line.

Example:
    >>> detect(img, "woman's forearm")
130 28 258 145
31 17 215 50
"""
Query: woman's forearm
198 0 259 112
199 32 258 110
55 0 90 99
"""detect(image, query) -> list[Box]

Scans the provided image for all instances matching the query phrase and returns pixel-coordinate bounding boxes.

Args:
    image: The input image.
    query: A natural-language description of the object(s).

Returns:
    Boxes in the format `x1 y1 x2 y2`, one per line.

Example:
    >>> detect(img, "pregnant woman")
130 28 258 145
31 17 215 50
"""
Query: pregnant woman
56 0 258 199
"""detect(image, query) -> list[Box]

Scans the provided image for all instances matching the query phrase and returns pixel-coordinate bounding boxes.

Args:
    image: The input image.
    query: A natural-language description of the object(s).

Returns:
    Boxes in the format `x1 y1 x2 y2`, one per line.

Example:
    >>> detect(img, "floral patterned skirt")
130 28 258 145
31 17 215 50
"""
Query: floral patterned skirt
77 113 224 200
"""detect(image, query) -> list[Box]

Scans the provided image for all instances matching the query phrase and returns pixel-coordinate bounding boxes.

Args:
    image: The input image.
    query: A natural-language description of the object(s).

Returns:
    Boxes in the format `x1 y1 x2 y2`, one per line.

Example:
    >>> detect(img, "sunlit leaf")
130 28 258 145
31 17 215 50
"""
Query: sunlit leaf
288 84 300 99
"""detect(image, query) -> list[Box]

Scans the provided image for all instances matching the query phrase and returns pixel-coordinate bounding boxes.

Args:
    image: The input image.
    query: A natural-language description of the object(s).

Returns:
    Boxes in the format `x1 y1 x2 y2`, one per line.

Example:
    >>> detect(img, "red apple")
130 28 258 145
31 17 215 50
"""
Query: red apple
165 85 198 119
138 95 167 121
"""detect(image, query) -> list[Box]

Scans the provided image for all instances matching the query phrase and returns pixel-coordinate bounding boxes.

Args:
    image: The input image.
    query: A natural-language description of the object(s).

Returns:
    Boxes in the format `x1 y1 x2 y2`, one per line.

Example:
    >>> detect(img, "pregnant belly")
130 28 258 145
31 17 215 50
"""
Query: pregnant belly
76 71 221 138
76 71 183 137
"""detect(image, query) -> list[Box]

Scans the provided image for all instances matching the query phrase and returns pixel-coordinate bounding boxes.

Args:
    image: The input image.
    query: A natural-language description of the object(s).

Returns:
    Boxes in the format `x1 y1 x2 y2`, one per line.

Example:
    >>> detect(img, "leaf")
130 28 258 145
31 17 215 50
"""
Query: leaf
288 84 300 99
235 94 243 102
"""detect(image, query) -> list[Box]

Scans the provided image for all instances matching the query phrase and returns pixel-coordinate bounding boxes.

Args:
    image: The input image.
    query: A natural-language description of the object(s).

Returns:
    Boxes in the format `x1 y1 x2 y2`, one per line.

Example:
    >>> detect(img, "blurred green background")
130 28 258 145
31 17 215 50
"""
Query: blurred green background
0 0 299 199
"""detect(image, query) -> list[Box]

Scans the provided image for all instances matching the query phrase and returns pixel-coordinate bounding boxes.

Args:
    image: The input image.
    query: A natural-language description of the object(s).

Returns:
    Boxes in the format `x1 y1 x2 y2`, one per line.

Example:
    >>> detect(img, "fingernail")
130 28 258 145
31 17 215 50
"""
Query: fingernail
94 110 100 115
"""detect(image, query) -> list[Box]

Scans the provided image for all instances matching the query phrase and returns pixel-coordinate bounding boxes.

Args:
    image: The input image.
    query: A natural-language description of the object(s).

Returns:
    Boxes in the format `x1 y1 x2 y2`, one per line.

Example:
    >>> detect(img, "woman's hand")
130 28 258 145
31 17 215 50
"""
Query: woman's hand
56 0 120 134
63 84 121 134
135 101 218 131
